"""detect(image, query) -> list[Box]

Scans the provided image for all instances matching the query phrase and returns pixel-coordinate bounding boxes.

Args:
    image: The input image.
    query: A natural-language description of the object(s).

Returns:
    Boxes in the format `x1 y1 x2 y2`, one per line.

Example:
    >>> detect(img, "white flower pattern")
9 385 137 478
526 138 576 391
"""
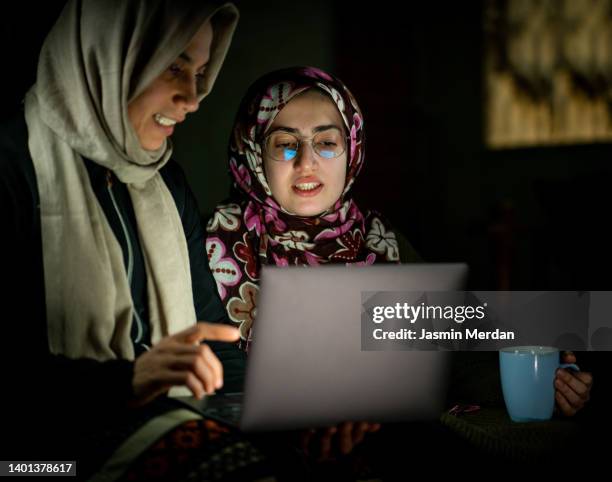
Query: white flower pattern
317 83 349 128
273 231 315 251
207 204 242 232
258 82 292 125
206 237 241 299
365 218 399 261
245 139 272 196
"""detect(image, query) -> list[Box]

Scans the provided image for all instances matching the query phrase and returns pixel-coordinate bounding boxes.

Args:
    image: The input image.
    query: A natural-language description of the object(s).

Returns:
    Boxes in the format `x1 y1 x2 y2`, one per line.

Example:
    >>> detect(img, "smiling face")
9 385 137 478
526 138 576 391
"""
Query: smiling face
127 20 213 151
263 89 348 217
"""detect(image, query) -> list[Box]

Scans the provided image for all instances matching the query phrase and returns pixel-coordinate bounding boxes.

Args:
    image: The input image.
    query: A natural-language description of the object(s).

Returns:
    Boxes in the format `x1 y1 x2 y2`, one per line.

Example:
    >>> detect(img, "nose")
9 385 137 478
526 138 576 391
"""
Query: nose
294 143 318 171
174 78 199 114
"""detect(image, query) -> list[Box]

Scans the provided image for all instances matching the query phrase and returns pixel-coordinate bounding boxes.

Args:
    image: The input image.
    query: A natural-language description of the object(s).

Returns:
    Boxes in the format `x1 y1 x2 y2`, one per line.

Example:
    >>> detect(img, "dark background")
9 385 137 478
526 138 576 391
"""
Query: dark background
3 0 612 291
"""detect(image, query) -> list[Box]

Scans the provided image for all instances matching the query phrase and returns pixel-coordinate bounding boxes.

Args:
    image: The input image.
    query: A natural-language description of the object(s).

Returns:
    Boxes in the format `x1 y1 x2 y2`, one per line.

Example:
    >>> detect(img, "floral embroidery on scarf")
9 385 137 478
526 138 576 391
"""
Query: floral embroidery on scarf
314 222 352 242
234 232 259 281
206 203 242 232
320 202 349 224
271 252 289 266
365 217 400 261
244 139 271 196
315 203 364 241
230 157 251 191
257 82 293 126
331 230 365 262
205 237 241 299
349 252 377 266
272 231 315 251
262 201 287 232
226 281 259 342
316 83 349 128
244 201 263 236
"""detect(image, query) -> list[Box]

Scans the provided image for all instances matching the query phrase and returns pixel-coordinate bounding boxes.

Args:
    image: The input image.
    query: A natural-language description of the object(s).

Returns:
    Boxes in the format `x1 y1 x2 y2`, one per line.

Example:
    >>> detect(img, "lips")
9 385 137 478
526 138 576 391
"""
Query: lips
153 113 182 136
292 176 324 197
154 113 183 126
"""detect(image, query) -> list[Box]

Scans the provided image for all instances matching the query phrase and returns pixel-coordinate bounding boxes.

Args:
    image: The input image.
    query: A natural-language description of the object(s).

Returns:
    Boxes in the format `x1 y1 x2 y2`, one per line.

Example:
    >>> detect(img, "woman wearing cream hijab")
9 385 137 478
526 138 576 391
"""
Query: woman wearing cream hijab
0 1 277 480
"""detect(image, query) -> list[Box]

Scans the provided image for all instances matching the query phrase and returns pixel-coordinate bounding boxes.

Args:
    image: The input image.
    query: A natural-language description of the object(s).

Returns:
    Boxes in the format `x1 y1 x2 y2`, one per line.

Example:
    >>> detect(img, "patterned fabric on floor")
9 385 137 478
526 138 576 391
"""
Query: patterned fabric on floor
120 419 274 481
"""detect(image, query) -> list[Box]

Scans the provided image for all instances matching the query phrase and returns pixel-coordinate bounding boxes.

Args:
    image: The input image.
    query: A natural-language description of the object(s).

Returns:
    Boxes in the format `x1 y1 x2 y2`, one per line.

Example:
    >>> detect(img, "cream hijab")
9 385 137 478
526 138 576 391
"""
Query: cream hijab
24 0 238 360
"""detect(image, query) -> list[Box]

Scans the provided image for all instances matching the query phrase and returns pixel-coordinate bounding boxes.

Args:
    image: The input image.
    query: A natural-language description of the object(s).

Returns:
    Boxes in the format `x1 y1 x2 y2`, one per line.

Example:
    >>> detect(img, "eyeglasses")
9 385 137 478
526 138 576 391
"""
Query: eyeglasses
264 129 347 162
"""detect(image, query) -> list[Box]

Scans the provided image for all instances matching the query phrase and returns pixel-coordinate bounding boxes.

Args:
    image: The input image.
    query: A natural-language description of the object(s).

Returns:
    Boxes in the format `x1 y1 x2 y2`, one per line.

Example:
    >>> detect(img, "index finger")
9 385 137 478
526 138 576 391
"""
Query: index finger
174 322 240 344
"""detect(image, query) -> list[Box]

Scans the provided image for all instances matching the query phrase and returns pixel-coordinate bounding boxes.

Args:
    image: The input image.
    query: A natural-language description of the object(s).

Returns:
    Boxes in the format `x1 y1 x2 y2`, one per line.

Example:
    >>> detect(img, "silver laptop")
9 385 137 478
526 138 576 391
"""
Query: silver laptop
178 263 468 432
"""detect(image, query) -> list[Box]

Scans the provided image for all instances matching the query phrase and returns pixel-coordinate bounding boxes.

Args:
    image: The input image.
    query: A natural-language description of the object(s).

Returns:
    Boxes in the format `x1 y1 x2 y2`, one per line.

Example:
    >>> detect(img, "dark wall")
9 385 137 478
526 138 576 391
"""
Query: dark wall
1 2 66 117
334 1 487 283
4 1 611 291
333 1 612 290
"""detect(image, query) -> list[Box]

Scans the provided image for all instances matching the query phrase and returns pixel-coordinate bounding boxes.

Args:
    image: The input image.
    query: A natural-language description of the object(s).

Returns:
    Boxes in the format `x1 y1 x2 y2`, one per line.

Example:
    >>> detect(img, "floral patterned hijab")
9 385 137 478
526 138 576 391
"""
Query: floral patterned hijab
206 67 399 348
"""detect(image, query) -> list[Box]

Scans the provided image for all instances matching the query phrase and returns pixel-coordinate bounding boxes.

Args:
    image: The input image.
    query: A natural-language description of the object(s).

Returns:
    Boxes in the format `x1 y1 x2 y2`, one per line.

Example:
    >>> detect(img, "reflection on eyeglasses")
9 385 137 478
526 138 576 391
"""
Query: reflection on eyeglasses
264 129 347 162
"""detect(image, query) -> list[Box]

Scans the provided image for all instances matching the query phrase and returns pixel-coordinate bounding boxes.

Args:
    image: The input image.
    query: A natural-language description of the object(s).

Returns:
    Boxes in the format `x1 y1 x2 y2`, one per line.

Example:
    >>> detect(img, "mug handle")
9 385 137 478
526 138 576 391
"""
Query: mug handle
559 363 580 372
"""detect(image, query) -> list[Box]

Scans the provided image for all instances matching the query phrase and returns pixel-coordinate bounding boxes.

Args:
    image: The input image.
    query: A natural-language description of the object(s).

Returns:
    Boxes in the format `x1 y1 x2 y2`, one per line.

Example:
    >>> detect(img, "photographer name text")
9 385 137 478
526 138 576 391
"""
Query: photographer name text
370 302 515 341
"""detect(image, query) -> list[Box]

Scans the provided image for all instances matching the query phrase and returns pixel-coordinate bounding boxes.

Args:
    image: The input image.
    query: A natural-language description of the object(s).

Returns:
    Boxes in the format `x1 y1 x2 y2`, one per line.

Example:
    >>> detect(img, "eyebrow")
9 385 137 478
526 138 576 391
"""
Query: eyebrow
267 124 342 136
179 52 209 71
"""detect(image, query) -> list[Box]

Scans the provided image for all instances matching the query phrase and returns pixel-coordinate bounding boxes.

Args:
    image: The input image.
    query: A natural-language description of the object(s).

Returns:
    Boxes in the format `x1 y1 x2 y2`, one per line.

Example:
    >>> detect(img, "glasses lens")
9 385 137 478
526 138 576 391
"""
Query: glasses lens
313 130 345 159
266 133 299 161
265 129 346 161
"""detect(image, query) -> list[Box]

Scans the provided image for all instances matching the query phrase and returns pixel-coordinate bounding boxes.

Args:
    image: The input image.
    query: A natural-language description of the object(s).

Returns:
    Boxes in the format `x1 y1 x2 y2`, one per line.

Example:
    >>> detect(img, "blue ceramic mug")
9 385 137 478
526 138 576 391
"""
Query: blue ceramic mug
499 346 579 422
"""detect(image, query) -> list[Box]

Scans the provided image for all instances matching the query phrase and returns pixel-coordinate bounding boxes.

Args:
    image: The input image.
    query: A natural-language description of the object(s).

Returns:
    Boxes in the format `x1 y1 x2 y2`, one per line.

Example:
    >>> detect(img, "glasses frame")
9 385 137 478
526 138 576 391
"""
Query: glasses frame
263 128 350 162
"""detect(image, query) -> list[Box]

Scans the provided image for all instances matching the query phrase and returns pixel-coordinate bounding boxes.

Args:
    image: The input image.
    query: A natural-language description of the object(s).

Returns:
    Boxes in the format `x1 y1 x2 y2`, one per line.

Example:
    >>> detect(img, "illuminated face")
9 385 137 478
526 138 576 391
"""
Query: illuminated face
263 90 347 217
127 20 213 150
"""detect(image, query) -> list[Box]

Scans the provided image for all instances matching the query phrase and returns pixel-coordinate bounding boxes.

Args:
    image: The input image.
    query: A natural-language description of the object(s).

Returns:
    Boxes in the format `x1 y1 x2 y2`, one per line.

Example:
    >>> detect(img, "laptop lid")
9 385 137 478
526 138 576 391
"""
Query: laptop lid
240 263 468 432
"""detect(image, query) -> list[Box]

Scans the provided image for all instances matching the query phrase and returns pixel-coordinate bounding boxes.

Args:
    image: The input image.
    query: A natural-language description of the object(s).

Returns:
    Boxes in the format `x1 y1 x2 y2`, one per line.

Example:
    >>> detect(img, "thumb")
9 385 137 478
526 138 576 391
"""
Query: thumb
561 350 577 364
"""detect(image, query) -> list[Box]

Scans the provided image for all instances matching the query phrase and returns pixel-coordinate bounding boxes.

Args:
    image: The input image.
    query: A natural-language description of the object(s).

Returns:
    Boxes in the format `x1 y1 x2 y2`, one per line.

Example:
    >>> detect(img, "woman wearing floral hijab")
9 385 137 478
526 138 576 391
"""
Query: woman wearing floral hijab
206 66 420 348
205 67 596 468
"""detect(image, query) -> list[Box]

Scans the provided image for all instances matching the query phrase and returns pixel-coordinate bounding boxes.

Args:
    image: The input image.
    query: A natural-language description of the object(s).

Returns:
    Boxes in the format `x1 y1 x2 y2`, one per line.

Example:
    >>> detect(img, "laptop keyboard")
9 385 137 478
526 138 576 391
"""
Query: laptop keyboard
205 403 242 425
175 393 244 427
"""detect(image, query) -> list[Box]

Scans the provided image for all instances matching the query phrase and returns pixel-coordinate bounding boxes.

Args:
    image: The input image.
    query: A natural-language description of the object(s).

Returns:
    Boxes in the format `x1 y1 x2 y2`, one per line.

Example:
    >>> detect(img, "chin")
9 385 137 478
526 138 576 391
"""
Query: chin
142 138 165 151
291 205 328 218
